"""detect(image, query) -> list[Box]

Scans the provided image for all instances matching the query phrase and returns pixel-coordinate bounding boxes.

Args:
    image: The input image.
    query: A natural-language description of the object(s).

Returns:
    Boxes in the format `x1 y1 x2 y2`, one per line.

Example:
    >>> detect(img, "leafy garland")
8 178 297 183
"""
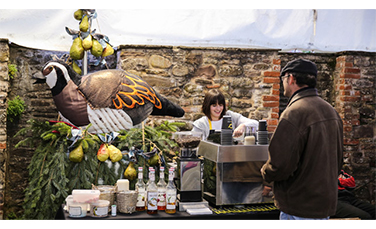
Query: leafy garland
15 119 183 219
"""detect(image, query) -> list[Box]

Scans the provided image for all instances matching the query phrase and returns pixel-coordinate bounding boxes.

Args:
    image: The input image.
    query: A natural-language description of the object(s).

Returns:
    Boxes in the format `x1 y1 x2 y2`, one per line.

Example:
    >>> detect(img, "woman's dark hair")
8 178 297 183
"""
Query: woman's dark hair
202 89 227 120
288 72 317 88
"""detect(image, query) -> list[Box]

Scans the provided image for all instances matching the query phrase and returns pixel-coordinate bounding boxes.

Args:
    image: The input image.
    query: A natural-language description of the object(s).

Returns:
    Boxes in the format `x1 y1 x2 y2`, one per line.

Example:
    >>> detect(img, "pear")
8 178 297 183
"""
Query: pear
91 39 103 57
124 162 137 181
102 43 114 57
108 145 122 162
82 34 93 50
147 153 159 166
70 37 84 60
69 143 84 162
74 9 83 21
80 15 89 32
97 143 109 162
72 61 82 75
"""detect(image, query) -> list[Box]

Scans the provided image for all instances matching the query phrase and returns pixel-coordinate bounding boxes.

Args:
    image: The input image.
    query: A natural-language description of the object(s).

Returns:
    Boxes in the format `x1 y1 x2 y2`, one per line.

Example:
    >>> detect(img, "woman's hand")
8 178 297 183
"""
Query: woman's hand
233 124 246 137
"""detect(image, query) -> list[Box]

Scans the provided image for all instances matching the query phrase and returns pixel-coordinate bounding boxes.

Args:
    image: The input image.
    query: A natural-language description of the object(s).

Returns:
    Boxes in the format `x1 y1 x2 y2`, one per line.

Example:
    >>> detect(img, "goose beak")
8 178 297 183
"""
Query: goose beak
32 72 46 84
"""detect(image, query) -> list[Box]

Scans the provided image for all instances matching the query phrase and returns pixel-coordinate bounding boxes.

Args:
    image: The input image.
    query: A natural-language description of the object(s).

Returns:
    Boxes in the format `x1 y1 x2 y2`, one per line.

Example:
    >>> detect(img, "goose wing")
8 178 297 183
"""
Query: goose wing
78 70 161 125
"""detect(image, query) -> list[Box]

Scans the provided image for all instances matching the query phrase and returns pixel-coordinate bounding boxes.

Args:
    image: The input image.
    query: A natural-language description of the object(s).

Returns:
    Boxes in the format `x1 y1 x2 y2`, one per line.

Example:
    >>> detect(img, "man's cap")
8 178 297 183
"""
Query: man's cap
280 59 317 77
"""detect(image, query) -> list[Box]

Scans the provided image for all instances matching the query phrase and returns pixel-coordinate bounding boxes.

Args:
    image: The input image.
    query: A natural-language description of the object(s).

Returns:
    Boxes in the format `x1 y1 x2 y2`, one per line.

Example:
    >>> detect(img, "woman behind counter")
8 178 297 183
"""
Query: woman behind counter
192 89 269 203
192 89 259 140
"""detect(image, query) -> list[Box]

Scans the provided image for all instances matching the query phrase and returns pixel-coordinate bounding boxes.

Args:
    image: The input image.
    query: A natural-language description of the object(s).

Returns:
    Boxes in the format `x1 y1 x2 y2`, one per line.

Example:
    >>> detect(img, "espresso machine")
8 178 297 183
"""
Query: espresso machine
172 131 203 203
198 120 270 206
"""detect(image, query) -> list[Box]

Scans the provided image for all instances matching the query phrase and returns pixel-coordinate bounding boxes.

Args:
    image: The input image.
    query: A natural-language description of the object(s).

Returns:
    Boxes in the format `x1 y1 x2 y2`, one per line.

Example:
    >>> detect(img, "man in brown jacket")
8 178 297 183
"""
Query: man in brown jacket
261 59 343 220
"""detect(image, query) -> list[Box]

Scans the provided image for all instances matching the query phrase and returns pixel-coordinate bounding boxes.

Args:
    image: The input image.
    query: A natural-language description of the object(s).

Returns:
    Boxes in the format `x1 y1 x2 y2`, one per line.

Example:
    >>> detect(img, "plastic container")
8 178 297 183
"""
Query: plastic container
72 189 100 203
65 195 73 210
67 199 88 218
90 200 110 218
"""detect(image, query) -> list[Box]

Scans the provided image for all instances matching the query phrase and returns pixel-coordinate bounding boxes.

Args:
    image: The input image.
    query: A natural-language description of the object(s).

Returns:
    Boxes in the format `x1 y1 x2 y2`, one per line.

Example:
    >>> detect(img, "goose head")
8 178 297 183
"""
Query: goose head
35 60 82 96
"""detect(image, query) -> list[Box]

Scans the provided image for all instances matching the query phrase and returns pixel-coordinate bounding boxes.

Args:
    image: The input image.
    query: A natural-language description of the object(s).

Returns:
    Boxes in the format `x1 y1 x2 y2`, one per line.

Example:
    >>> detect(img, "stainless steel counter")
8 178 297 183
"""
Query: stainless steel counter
197 141 269 163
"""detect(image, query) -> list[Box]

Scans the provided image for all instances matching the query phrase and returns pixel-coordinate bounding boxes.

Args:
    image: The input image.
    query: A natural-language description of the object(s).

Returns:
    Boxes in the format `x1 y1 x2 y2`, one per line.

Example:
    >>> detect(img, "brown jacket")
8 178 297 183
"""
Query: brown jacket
261 88 343 218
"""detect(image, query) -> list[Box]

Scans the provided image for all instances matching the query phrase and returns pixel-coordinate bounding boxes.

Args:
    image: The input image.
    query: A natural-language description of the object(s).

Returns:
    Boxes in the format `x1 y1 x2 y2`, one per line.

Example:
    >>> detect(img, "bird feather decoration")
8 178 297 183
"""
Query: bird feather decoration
34 59 185 134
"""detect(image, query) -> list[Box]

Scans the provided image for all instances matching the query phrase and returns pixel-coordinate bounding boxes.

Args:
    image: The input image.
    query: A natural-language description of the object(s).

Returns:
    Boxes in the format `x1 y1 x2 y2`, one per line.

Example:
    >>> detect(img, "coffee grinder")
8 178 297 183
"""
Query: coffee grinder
172 131 203 202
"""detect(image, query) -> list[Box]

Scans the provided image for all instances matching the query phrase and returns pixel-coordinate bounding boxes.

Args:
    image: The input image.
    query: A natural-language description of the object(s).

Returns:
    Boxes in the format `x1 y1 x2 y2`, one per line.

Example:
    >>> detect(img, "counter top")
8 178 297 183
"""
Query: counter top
59 203 279 220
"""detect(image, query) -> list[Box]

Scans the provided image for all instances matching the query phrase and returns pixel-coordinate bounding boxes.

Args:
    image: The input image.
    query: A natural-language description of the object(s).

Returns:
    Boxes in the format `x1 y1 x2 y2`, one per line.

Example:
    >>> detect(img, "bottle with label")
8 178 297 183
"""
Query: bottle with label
157 167 167 210
147 168 158 214
135 167 146 211
165 167 177 214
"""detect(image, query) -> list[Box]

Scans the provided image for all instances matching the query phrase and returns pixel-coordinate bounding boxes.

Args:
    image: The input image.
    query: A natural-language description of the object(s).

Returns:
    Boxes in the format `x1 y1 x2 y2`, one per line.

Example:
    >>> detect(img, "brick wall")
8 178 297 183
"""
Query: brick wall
334 53 375 200
118 45 282 132
0 38 10 220
0 39 9 219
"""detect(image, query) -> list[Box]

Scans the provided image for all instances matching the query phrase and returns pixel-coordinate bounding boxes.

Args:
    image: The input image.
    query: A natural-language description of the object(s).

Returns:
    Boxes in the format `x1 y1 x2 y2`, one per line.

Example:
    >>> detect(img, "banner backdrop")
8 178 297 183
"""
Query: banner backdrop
0 9 374 52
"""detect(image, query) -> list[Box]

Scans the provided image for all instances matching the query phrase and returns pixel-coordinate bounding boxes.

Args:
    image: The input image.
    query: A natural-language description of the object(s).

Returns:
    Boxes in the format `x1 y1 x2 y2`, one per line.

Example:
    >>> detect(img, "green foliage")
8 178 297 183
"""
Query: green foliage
16 119 185 219
7 95 25 122
8 63 17 79
115 121 183 188
117 121 182 151
20 121 70 219
6 211 18 220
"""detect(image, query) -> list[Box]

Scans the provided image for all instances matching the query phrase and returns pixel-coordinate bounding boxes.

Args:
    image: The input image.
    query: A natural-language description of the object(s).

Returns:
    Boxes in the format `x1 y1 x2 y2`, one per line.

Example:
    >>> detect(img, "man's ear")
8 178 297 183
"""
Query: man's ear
288 75 296 85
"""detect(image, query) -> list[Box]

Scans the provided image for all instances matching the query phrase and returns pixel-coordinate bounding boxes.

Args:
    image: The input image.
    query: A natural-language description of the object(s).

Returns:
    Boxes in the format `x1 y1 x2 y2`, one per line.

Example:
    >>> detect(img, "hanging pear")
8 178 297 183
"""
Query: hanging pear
123 162 137 181
97 143 109 162
82 34 93 50
147 153 159 166
70 37 84 60
72 61 82 75
91 39 103 57
80 15 89 32
108 145 122 162
101 43 114 57
74 9 83 21
69 143 84 162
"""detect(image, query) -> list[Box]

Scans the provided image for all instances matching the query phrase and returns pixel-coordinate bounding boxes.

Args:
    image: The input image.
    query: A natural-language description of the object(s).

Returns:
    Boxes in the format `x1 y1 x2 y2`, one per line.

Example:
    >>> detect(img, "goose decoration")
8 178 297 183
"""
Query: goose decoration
34 59 185 134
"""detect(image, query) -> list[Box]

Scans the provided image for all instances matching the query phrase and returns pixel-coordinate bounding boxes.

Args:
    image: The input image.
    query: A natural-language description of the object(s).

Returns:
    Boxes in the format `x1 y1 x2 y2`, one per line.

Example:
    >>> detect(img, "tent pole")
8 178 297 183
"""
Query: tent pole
83 51 88 75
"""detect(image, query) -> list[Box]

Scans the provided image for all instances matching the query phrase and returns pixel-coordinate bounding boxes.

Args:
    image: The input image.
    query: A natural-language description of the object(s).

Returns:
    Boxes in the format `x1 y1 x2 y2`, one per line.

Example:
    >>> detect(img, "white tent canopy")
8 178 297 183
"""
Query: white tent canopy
0 9 375 52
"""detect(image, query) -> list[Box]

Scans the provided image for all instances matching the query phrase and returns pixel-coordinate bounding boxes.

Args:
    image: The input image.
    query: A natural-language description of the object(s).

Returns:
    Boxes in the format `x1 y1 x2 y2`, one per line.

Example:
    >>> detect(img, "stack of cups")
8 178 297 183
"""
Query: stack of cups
257 120 268 145
221 115 233 145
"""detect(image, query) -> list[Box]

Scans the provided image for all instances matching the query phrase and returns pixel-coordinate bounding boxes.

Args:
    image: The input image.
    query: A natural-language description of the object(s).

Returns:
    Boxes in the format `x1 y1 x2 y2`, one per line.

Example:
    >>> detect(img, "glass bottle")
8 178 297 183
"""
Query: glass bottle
135 167 146 211
157 167 167 210
165 168 177 214
147 168 158 214
145 167 153 210
146 167 153 189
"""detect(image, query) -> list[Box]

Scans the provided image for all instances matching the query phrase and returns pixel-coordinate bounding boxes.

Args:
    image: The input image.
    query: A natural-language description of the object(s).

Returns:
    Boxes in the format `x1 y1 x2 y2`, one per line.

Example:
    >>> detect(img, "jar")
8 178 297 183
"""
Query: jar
90 200 110 218
67 199 88 218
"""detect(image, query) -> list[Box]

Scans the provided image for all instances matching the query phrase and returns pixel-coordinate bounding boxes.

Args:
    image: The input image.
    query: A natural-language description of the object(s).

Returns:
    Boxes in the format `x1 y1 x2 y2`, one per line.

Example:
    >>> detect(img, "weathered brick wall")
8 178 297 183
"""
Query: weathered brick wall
0 38 10 220
118 45 281 132
0 42 374 218
5 44 62 219
333 53 375 201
